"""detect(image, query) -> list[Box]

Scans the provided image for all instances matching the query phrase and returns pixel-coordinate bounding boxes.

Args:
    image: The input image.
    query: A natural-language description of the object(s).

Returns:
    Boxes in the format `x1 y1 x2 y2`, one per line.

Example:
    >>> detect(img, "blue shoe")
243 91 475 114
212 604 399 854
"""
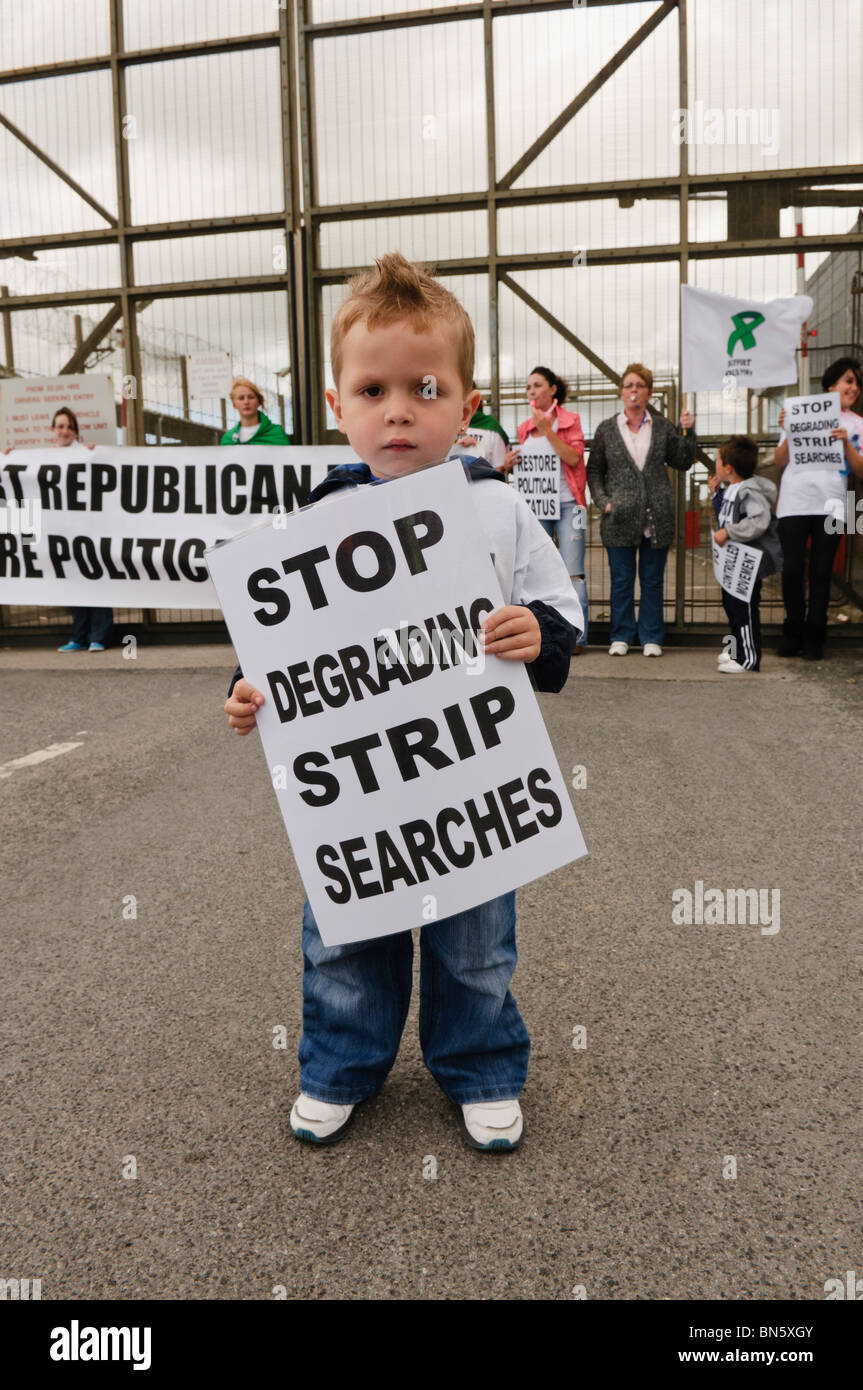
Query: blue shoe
58 641 86 652
459 1099 524 1151
88 642 105 651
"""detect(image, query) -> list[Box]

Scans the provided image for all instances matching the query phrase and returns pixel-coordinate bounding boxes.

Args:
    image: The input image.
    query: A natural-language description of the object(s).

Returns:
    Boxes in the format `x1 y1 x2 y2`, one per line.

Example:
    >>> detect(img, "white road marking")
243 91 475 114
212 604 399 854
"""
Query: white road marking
0 740 84 780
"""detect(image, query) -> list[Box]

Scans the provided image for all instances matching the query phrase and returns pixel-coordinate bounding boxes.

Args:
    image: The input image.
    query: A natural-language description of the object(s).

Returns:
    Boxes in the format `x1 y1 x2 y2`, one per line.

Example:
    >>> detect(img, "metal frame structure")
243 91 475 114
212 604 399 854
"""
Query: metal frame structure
1 0 862 636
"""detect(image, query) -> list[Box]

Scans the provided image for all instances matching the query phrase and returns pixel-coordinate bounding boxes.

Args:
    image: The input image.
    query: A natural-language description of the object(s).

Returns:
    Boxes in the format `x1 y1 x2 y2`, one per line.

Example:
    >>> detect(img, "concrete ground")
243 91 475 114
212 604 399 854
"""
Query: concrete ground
0 641 860 1301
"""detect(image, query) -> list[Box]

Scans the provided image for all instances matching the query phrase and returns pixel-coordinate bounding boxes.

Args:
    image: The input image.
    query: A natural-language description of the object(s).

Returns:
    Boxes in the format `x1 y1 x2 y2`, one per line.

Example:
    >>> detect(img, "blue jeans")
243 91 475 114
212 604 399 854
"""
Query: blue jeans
70 607 113 645
298 891 530 1105
606 537 668 646
540 500 588 645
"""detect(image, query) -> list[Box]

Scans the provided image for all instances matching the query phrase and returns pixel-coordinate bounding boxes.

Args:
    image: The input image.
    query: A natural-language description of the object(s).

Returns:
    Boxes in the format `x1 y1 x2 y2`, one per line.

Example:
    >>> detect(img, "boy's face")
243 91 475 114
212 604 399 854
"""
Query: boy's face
715 448 731 481
327 319 480 479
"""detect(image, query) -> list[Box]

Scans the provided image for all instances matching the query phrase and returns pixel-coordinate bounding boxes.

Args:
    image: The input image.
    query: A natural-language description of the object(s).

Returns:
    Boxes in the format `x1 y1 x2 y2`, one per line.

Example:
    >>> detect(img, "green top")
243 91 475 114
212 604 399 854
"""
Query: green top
220 410 291 446
468 408 508 443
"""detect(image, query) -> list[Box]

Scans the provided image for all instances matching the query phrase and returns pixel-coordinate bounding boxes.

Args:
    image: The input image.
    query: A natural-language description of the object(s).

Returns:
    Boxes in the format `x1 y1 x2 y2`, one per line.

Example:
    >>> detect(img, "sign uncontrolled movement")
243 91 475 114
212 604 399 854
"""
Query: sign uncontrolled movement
783 393 844 471
206 461 587 946
0 446 357 607
712 534 762 603
511 441 560 520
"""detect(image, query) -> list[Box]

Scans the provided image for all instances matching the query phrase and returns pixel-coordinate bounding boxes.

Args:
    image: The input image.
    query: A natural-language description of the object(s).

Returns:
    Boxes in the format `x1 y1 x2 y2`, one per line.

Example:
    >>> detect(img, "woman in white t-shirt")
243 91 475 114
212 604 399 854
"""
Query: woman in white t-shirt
774 357 863 660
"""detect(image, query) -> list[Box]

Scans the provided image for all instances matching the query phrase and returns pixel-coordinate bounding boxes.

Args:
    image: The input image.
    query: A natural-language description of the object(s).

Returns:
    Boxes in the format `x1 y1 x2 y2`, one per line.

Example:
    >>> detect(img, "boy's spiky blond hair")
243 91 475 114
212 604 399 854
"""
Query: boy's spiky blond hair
330 251 475 390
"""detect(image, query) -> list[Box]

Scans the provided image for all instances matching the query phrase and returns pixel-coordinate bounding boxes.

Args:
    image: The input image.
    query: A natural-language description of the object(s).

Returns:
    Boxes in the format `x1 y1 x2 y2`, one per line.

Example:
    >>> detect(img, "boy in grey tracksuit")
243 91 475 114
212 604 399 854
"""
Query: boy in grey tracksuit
708 434 782 672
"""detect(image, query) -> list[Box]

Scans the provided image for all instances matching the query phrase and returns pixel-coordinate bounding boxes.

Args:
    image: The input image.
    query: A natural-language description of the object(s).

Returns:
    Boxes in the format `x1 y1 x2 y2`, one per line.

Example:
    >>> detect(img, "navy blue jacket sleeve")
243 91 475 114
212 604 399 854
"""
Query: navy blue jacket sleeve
524 599 577 693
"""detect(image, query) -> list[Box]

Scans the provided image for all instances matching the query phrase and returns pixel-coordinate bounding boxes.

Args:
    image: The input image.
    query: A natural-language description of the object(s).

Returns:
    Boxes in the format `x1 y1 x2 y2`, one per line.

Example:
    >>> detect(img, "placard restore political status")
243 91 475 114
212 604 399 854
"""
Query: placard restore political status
206 461 587 947
511 441 560 520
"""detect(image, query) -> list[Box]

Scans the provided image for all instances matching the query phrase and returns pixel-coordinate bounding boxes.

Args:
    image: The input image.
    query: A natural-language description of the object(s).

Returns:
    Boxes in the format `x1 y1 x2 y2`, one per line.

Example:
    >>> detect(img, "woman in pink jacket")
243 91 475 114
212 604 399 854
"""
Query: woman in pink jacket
504 366 588 651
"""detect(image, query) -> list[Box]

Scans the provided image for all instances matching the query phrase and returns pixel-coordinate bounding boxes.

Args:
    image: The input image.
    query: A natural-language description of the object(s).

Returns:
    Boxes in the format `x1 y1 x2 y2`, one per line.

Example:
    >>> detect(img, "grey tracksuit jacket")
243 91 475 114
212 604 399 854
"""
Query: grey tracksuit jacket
713 474 783 576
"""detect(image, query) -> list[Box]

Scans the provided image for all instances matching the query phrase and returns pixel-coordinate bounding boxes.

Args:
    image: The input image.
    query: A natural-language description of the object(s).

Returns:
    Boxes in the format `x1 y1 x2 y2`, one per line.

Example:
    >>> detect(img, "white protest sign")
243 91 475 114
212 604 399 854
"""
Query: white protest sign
205 460 587 947
712 534 762 602
0 446 358 607
784 393 844 470
0 374 116 450
186 352 232 400
512 441 560 520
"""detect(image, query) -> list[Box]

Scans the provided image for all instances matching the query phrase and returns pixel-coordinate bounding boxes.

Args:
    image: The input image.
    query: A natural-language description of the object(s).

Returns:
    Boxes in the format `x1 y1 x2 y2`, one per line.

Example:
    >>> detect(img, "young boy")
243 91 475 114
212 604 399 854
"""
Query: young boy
223 253 583 1152
707 434 782 673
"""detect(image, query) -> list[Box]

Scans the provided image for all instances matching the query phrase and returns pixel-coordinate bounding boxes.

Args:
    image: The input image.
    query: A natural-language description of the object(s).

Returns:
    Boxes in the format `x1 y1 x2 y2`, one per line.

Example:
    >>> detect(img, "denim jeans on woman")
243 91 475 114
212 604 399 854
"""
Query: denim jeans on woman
298 891 530 1106
605 536 668 646
539 500 588 646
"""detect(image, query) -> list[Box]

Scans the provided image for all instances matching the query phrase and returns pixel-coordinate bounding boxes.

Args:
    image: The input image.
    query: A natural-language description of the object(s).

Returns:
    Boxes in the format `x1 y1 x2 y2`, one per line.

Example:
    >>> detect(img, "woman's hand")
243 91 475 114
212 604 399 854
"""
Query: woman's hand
680 410 694 431
778 408 785 429
502 448 520 473
530 407 554 437
831 427 849 445
604 502 612 515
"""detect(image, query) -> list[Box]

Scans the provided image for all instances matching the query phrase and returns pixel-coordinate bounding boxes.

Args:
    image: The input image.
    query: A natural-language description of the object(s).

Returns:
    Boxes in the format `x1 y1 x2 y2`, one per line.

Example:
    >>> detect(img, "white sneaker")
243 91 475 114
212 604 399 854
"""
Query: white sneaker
608 641 629 656
719 658 749 674
460 1099 523 1151
290 1094 356 1145
642 643 663 657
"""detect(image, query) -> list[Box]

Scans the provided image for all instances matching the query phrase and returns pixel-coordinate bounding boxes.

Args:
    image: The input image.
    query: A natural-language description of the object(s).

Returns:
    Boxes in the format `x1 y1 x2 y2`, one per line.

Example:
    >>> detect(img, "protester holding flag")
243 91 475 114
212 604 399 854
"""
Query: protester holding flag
773 357 863 660
220 378 291 446
586 364 695 656
503 367 588 651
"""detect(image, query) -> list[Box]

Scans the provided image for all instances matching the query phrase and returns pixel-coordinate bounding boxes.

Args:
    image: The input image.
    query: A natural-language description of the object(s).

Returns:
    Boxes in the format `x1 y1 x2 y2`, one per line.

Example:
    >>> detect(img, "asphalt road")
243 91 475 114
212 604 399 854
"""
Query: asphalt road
1 643 861 1300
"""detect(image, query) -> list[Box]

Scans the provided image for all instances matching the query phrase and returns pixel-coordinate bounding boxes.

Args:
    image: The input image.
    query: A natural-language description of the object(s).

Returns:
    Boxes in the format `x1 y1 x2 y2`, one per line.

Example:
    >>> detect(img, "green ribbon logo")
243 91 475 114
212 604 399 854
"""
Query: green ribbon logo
727 311 765 356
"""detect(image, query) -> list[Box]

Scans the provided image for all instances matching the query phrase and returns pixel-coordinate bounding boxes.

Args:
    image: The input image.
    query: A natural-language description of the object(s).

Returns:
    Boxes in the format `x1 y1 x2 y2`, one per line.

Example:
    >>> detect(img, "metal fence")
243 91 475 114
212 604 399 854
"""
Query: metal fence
2 0 862 641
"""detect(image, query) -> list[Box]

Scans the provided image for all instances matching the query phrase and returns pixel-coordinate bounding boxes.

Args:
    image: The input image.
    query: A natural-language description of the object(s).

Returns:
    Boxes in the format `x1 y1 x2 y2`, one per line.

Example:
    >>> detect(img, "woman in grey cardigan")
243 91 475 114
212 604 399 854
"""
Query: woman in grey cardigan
586 363 696 656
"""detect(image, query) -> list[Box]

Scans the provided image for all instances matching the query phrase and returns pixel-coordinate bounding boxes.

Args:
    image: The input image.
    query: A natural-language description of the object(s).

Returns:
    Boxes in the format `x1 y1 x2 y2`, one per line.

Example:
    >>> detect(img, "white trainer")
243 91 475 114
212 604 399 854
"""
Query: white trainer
460 1099 523 1151
642 643 663 657
719 658 750 673
608 641 629 656
290 1094 356 1145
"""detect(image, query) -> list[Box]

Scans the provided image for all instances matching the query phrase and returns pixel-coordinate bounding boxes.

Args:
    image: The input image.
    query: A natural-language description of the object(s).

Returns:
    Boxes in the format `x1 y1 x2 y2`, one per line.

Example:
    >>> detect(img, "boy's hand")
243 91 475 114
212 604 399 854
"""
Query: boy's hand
707 473 721 495
225 677 265 735
479 605 541 663
502 448 520 473
714 527 728 546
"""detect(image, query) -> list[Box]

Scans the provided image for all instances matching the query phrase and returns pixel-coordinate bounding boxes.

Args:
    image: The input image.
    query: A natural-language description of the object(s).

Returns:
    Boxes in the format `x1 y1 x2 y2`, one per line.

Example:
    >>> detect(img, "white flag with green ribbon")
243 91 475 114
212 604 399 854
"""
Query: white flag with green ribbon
681 285 813 393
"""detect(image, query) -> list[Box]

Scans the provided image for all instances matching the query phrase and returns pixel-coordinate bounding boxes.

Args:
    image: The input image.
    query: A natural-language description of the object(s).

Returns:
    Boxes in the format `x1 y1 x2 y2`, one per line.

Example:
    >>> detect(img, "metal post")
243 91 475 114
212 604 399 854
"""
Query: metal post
279 0 303 443
675 0 689 629
179 355 190 420
297 0 323 442
109 0 144 445
0 285 13 373
484 2 499 423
